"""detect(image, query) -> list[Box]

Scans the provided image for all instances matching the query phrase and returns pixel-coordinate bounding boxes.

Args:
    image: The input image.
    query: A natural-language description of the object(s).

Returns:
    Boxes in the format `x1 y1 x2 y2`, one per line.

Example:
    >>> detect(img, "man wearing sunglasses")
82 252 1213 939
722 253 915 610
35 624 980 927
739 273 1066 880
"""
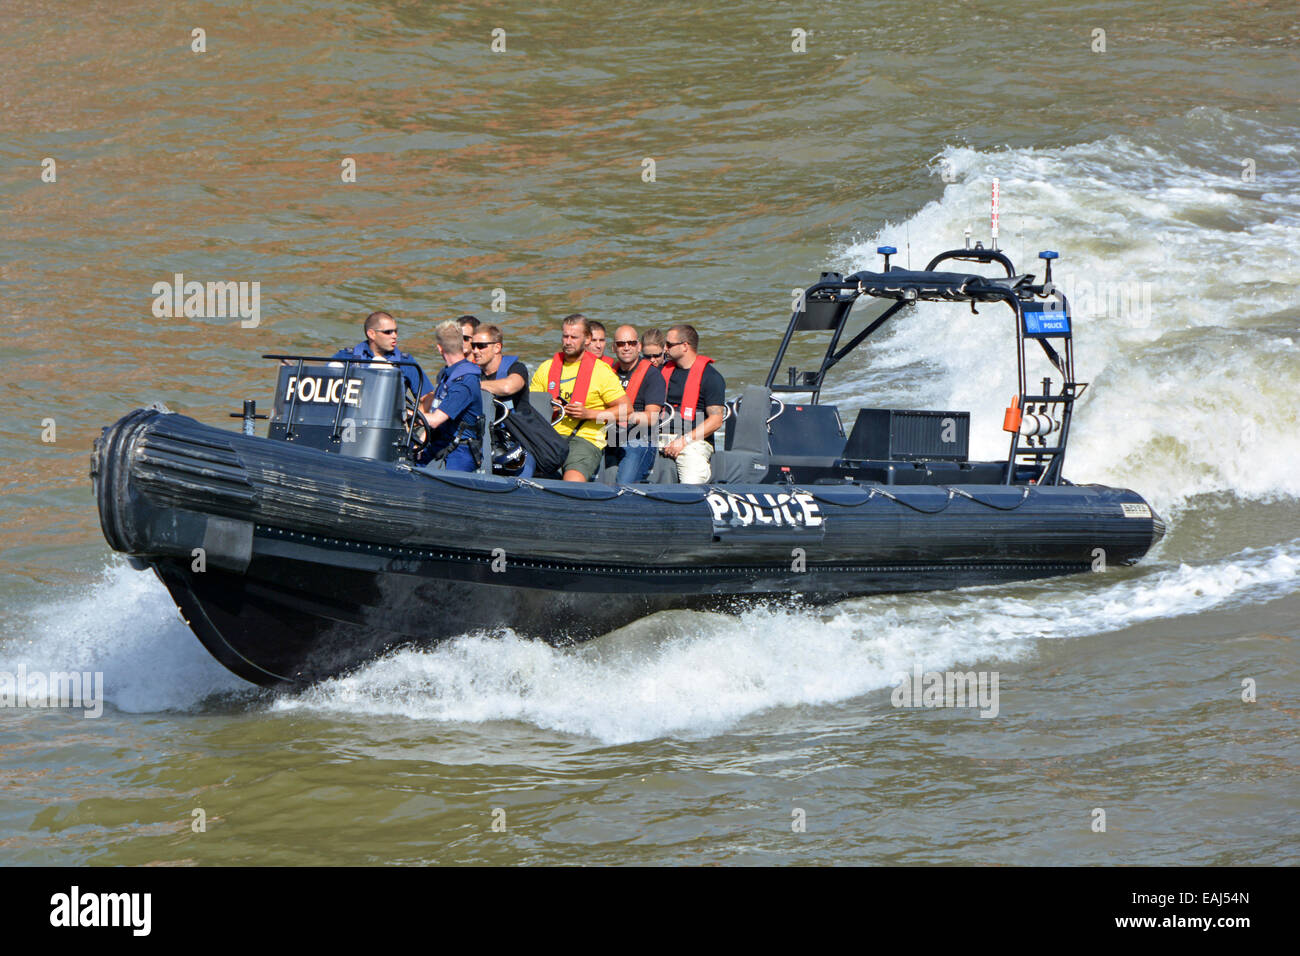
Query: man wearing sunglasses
332 310 434 409
469 324 528 409
470 324 535 478
660 324 725 484
606 324 666 483
459 315 481 347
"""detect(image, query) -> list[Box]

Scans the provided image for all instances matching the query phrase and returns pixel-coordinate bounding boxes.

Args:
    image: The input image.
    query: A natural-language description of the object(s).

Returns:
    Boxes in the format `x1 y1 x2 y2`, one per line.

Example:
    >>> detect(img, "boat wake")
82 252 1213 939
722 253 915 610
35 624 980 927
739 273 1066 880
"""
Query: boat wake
270 539 1299 743
3 538 1294 739
831 107 1300 517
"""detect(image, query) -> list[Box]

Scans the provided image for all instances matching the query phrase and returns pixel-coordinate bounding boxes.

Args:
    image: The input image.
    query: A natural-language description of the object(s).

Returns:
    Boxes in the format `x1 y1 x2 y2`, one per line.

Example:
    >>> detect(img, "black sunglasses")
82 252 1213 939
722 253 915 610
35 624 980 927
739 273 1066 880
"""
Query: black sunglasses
470 341 498 350
374 328 398 335
614 339 639 347
642 350 663 359
665 340 685 348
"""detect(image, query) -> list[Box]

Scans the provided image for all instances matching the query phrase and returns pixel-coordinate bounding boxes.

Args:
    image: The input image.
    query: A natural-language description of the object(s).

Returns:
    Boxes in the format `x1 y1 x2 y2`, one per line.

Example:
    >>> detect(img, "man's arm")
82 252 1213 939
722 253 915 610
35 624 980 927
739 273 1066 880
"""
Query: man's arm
626 373 666 428
481 372 525 397
563 394 628 423
630 403 661 428
422 379 475 431
563 366 627 423
694 405 727 441
663 405 724 457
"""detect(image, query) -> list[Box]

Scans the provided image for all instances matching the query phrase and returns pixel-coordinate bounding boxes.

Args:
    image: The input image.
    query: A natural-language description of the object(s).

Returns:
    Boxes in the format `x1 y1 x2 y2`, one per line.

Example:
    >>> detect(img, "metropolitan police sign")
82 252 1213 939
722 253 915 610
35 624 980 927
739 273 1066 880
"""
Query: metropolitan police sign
706 491 824 530
284 374 364 406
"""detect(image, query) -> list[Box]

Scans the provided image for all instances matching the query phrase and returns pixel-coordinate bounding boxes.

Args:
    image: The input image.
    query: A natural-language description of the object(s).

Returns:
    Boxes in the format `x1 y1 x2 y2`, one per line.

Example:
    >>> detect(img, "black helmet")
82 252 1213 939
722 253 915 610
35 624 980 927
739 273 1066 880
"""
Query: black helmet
492 432 526 476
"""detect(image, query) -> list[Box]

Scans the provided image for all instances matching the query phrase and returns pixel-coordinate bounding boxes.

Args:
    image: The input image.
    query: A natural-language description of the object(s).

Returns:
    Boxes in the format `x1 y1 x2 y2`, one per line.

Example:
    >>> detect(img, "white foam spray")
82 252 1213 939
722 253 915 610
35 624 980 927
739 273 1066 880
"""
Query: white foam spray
0 562 248 713
834 108 1300 514
273 539 1300 744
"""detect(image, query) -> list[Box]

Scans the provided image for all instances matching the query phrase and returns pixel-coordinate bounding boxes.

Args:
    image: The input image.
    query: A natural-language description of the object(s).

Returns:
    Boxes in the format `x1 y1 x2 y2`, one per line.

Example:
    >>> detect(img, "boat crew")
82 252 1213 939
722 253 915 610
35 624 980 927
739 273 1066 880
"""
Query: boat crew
470 323 535 478
640 328 667 368
584 318 619 369
660 324 726 484
458 315 481 352
606 323 665 483
529 315 628 482
422 320 484 472
470 324 528 407
332 311 435 410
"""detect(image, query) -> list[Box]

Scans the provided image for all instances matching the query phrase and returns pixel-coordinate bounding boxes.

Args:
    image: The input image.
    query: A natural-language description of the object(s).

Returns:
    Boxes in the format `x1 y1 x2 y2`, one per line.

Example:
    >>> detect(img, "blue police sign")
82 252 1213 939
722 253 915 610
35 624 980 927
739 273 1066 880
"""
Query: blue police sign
1022 301 1071 337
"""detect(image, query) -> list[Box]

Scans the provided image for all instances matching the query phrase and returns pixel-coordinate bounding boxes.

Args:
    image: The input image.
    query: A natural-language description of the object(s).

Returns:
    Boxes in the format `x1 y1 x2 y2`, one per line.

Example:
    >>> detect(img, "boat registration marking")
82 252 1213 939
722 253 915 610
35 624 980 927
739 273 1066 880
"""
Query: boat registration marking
1121 503 1152 518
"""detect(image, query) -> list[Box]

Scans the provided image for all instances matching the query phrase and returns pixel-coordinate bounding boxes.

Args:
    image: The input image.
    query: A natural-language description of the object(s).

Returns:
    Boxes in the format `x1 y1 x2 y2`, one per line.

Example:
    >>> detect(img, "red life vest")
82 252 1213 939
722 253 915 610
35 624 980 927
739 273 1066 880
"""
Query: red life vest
623 359 653 410
600 355 619 370
547 351 598 405
662 356 714 422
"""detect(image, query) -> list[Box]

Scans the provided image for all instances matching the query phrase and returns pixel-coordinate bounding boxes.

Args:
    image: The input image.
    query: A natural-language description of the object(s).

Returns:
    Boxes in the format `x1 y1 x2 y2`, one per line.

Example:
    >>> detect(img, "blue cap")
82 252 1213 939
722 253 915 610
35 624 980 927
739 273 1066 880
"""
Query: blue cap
1038 250 1059 260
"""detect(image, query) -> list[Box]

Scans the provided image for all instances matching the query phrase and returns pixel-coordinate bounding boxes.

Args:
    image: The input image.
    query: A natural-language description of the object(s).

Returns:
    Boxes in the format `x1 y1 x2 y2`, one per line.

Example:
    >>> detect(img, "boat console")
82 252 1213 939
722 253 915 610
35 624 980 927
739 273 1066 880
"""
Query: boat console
257 356 423 464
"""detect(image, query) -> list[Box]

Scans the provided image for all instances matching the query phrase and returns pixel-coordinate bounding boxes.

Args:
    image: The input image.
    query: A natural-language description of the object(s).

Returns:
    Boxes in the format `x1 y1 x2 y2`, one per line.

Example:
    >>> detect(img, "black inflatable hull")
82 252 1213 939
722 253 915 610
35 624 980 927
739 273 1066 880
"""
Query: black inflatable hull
93 409 1165 686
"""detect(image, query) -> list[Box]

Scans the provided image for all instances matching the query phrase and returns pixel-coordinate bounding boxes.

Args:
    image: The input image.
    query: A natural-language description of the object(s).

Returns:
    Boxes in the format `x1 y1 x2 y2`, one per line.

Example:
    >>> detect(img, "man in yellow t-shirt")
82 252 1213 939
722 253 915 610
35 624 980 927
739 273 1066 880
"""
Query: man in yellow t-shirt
529 314 628 481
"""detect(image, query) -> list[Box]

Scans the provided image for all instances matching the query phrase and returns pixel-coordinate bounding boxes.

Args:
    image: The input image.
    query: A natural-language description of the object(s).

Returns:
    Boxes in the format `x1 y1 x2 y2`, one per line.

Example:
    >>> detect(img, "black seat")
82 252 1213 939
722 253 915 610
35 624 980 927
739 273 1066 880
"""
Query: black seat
715 384 773 483
527 390 556 421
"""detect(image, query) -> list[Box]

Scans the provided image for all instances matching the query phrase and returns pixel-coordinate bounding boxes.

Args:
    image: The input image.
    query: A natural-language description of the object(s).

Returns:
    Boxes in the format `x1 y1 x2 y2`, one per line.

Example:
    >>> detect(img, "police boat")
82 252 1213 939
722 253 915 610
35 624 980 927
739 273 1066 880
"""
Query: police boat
92 245 1165 686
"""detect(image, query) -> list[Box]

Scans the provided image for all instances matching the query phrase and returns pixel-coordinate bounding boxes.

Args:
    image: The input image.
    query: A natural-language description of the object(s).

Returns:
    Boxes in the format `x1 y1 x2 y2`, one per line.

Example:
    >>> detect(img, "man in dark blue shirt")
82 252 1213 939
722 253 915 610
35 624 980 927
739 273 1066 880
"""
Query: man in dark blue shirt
606 323 666 482
422 319 484 472
332 311 435 409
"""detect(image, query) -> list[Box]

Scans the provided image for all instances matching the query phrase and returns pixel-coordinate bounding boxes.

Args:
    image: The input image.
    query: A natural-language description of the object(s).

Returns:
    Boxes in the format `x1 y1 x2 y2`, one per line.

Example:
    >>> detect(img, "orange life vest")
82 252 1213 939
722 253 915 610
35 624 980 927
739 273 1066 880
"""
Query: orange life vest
623 359 653 409
662 356 714 422
547 351 598 405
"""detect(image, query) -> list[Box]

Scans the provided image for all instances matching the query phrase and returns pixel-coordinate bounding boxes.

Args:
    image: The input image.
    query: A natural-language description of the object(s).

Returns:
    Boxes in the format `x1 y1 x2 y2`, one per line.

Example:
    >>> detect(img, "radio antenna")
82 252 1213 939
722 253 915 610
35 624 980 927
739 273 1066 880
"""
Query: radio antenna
991 178 1000 252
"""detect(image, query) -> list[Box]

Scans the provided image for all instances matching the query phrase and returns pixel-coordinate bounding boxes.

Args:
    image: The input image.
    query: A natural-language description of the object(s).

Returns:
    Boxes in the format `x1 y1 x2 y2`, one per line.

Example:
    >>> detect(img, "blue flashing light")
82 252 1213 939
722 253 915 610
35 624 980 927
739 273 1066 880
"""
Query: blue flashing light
877 246 897 255
1038 250 1059 260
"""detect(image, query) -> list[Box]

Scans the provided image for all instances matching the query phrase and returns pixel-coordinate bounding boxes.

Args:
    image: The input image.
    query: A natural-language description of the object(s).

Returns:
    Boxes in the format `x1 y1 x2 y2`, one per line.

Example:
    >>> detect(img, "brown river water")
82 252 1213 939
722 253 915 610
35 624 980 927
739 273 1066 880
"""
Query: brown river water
0 0 1296 865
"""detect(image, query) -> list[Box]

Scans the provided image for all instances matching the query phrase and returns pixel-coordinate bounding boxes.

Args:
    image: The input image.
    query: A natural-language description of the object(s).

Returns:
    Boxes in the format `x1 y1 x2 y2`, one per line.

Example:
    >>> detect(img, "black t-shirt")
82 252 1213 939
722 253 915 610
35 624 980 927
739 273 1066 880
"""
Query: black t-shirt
615 361 667 412
663 362 726 418
490 359 529 408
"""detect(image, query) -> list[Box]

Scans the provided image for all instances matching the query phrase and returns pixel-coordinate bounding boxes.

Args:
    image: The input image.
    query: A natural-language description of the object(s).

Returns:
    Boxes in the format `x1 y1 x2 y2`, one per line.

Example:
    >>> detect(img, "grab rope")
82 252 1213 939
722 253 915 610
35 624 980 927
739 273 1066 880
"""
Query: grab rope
418 469 1034 513
950 486 1032 510
859 485 953 515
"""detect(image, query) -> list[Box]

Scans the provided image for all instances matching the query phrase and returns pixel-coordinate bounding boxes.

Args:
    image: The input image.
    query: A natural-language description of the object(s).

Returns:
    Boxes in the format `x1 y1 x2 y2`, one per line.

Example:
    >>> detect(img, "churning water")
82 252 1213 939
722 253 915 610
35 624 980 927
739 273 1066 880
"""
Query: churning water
1 0 1295 865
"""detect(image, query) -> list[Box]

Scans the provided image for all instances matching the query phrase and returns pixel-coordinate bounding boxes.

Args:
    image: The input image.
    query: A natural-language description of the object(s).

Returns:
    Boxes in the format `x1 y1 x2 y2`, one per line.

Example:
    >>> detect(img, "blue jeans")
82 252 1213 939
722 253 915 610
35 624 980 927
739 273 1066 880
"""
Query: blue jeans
613 442 657 484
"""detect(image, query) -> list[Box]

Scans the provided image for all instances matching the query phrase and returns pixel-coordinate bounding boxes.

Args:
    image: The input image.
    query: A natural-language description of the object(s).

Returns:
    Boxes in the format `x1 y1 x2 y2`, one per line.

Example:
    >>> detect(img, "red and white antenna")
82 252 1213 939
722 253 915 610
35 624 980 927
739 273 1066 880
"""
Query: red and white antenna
990 177 1000 251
